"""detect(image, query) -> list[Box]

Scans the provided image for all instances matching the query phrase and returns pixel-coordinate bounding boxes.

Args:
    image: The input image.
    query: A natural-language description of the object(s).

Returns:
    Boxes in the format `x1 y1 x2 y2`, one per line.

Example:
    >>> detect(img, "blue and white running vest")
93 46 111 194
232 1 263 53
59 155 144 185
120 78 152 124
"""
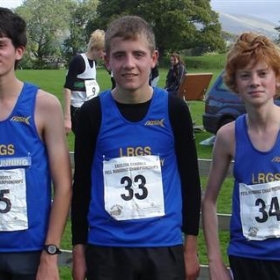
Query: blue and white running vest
71 53 98 107
87 88 183 247
228 114 280 260
0 83 51 252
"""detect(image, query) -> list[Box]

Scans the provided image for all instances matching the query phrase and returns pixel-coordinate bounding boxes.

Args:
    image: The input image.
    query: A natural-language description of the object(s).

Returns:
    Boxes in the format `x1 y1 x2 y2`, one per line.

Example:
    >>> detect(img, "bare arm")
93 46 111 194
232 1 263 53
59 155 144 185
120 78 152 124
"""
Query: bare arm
63 87 72 134
184 234 200 280
35 90 72 279
202 123 235 280
63 55 85 134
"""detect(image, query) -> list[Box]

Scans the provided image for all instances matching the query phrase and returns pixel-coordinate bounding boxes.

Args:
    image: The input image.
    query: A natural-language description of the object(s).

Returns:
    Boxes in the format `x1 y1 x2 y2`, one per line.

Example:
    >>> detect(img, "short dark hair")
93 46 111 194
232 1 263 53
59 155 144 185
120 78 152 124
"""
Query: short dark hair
105 15 155 54
0 7 27 49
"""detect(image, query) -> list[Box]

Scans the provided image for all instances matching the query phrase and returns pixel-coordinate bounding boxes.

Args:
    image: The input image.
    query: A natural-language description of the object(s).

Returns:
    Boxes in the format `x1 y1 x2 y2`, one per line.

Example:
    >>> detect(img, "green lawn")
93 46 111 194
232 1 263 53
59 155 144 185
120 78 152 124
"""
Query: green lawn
15 66 231 277
16 67 222 151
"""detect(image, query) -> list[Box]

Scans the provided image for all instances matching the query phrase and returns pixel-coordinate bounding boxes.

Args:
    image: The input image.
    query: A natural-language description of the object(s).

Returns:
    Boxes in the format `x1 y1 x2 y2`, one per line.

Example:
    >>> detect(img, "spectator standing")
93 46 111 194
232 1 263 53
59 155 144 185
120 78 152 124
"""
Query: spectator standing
71 15 201 280
202 32 280 280
0 7 72 279
149 63 160 87
165 52 186 96
63 29 105 134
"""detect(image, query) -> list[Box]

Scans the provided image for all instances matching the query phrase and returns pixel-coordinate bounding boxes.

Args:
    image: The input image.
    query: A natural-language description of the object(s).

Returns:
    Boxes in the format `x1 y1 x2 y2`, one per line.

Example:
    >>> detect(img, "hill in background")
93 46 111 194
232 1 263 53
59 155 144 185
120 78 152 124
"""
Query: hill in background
218 13 278 39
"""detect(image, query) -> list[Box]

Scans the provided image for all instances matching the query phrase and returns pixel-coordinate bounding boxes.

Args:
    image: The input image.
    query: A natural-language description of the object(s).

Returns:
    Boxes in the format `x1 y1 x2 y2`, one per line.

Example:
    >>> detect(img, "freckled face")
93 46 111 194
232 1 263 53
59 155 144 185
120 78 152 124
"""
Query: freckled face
236 61 278 105
105 35 158 93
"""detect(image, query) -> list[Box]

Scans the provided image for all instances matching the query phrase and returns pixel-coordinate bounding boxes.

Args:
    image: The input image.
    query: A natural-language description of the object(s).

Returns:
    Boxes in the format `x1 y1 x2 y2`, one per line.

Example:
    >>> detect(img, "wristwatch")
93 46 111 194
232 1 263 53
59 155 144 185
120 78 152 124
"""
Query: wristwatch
44 244 62 255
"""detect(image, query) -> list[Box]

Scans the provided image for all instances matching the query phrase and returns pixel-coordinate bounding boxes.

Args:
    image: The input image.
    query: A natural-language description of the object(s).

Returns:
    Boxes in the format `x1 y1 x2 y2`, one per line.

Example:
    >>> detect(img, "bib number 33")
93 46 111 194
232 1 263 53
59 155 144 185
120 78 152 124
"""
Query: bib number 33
103 155 165 220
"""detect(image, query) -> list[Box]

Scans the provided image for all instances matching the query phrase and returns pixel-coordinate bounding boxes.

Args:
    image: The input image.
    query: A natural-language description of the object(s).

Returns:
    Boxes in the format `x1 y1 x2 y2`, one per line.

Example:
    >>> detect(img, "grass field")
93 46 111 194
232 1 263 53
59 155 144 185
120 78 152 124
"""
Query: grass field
15 64 232 277
15 67 221 152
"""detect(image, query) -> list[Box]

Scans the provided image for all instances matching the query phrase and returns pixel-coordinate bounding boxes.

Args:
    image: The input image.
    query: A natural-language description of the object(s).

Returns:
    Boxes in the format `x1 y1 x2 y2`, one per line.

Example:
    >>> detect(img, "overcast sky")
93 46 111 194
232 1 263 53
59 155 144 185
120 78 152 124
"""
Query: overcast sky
0 0 279 24
0 0 22 8
211 0 279 23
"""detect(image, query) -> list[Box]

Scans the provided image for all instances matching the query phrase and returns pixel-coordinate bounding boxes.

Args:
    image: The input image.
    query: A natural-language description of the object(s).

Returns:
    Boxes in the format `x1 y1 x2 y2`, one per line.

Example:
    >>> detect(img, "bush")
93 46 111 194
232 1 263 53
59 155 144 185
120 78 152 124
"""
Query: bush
160 53 226 69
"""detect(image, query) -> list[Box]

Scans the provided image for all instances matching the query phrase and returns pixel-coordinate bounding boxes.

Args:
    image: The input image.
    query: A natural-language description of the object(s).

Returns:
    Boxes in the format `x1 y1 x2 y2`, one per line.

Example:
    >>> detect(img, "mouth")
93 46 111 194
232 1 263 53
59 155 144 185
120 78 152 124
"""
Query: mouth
122 73 137 78
248 90 263 95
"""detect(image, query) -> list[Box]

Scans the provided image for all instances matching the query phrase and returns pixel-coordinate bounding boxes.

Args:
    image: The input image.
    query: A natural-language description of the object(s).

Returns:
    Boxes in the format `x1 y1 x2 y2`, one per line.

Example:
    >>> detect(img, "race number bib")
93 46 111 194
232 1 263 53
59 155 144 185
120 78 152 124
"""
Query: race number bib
103 155 165 220
240 181 280 240
0 168 28 231
85 80 100 99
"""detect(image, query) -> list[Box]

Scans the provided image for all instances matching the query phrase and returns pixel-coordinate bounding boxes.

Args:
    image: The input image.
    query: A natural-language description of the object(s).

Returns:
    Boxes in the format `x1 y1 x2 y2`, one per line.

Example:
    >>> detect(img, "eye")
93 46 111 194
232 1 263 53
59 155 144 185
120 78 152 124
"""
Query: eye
239 73 250 79
113 52 124 60
259 71 268 77
134 52 144 58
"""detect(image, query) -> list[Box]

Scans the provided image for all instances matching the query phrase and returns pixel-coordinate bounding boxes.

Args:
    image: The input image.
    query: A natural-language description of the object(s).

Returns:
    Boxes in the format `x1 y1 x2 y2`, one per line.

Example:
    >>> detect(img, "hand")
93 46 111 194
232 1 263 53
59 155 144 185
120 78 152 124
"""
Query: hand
184 251 200 280
209 261 232 280
72 245 87 280
64 119 72 135
36 252 59 280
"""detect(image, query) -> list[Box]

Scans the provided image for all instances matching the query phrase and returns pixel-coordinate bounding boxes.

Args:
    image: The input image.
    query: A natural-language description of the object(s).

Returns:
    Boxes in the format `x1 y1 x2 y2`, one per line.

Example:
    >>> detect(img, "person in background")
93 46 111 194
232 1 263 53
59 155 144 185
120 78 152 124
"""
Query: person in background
63 29 105 135
0 7 72 279
165 52 186 96
110 71 116 89
149 63 160 87
71 15 201 280
202 32 280 280
106 69 116 90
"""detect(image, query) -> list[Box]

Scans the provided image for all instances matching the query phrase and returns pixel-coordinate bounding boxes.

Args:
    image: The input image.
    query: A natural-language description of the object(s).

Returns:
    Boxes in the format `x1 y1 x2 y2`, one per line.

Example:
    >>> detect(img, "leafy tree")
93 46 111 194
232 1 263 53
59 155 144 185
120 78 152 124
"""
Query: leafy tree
89 0 226 56
16 0 72 68
63 0 99 66
275 23 280 44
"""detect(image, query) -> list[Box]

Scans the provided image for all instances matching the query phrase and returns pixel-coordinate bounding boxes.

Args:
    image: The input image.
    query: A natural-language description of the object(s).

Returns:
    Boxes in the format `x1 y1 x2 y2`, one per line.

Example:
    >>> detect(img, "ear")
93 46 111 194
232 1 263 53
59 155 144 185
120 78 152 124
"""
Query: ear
104 53 111 72
15 46 25 60
151 49 159 68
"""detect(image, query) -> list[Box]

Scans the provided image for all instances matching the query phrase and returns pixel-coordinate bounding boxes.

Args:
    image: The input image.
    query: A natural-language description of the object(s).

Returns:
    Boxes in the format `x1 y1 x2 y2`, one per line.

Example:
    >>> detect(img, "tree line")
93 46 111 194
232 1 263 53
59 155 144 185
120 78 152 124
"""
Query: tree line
14 0 279 69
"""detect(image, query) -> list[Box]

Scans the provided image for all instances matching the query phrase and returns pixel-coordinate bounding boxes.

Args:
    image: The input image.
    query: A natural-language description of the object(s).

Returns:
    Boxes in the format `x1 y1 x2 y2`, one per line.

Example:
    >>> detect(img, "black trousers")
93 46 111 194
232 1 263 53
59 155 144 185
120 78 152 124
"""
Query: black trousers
70 105 81 135
85 245 185 280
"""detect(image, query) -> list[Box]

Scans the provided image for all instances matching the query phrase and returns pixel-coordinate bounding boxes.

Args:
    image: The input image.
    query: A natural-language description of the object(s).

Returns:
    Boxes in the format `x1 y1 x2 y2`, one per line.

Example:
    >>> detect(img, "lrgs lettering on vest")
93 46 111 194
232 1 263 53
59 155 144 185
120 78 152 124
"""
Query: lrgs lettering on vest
0 144 15 155
119 146 152 157
118 147 165 166
251 172 280 184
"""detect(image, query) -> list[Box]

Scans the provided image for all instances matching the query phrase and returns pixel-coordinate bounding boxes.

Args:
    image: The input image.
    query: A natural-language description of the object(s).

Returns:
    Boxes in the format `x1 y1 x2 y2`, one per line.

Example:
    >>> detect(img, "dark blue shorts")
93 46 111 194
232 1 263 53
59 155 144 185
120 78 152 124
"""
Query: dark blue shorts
229 255 280 280
85 245 185 280
0 251 41 280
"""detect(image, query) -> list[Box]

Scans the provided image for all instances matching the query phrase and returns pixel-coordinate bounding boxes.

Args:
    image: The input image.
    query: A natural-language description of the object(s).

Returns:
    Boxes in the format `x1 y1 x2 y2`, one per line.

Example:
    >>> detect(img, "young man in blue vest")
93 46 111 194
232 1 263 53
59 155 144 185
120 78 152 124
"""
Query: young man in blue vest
0 7 72 279
72 15 201 280
203 32 280 280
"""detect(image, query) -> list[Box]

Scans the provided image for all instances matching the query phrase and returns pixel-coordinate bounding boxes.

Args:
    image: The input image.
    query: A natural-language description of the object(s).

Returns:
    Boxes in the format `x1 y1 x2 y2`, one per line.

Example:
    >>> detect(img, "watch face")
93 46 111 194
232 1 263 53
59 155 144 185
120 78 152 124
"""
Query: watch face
45 244 61 255
48 245 57 254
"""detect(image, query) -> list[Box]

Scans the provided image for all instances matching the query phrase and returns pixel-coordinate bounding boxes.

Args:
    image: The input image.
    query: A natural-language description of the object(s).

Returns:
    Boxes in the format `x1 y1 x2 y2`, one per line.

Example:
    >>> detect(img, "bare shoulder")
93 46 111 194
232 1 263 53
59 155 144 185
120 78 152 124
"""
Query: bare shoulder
214 121 235 157
34 89 63 132
36 89 61 110
216 121 235 140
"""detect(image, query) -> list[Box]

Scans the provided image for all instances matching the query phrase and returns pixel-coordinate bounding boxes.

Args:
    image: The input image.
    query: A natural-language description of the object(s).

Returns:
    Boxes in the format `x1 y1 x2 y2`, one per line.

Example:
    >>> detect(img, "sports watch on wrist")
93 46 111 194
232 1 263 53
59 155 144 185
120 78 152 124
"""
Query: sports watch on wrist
44 244 62 255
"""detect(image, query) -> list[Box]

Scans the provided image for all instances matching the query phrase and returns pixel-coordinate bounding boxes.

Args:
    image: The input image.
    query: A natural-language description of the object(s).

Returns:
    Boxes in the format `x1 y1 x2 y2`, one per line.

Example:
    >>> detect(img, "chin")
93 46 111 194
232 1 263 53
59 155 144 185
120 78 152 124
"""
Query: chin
121 83 139 90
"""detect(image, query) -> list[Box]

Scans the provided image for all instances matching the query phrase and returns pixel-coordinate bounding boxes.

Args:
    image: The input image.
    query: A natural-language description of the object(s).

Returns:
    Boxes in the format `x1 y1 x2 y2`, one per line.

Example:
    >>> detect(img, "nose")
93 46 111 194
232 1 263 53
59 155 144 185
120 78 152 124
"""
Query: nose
250 73 260 87
123 54 135 69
